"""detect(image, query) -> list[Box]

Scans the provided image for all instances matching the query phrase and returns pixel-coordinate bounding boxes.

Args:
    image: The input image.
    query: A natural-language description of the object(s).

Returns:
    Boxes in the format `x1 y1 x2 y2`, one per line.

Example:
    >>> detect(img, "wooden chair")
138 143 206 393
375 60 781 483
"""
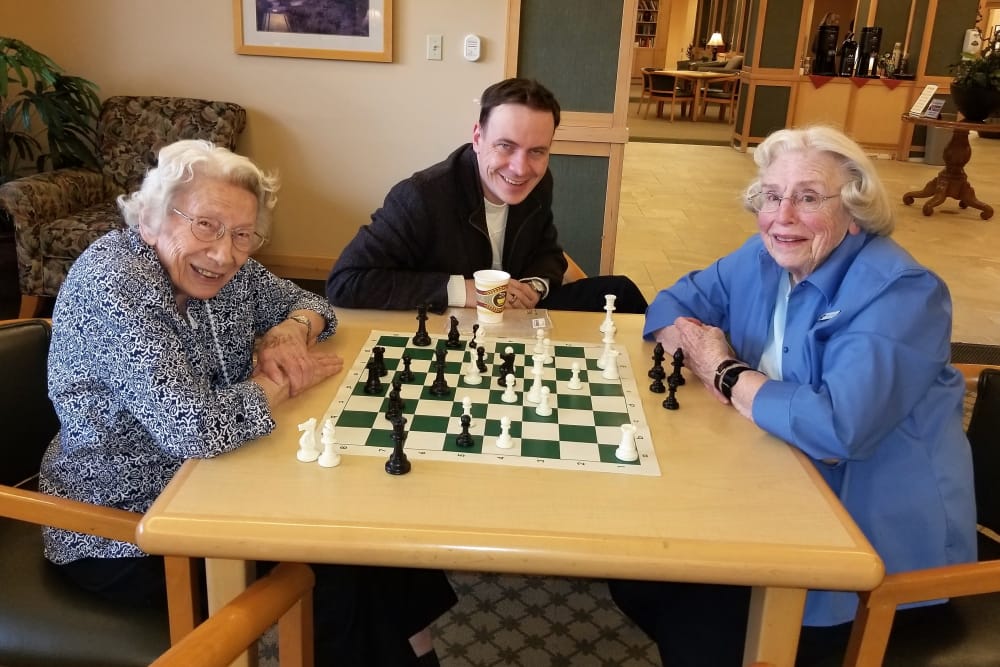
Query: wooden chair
637 68 693 121
838 365 1000 667
563 251 587 285
700 77 740 123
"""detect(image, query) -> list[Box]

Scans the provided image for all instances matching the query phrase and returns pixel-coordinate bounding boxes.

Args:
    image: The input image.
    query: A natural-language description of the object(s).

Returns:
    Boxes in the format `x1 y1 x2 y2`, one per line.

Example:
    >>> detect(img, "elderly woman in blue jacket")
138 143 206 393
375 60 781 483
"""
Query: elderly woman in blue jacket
610 125 976 666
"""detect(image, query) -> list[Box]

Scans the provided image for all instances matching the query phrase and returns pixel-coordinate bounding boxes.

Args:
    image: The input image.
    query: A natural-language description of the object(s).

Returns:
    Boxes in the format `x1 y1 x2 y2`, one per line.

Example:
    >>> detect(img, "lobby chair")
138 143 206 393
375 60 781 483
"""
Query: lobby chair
637 68 693 121
0 96 247 319
837 366 1000 667
0 318 202 666
563 251 587 285
700 77 740 123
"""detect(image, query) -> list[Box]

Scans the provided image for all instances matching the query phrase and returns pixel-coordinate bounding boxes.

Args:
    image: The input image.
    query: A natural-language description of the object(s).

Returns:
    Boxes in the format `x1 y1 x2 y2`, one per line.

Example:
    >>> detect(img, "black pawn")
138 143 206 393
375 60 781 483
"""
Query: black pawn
662 376 679 410
412 305 431 347
385 416 411 475
497 350 515 385
648 342 666 380
669 348 686 386
430 347 451 396
475 346 487 373
384 377 403 422
399 354 415 382
363 359 383 394
445 315 463 349
455 414 474 448
649 375 666 393
468 323 479 349
373 346 388 376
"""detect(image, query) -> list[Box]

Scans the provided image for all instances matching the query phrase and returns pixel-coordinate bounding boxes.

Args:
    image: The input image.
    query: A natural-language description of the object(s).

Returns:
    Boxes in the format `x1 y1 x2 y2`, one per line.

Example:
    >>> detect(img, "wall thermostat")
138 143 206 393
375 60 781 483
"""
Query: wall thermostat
463 34 481 61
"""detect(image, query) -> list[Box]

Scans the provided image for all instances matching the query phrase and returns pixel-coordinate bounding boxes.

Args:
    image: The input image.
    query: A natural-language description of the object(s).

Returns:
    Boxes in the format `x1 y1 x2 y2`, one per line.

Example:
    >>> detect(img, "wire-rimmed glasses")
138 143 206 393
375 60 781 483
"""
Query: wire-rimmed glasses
747 191 840 213
171 208 266 253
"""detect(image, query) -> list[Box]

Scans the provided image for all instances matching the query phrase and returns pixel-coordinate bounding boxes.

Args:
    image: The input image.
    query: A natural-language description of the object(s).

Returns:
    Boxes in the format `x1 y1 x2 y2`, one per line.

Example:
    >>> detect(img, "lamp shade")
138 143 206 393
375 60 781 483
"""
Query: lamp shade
707 32 725 47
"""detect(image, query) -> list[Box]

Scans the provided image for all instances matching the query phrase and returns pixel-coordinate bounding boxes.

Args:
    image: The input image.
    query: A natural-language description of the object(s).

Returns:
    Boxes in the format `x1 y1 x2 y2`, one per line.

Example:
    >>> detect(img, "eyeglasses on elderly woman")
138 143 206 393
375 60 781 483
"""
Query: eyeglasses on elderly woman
171 207 267 253
748 190 840 213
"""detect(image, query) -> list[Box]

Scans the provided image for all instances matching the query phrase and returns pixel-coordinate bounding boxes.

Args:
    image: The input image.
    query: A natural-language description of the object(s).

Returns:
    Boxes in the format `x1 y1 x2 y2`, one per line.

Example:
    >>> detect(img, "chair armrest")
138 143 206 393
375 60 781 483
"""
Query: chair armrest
0 168 106 237
150 562 315 667
863 559 1000 607
0 484 139 543
953 363 1000 390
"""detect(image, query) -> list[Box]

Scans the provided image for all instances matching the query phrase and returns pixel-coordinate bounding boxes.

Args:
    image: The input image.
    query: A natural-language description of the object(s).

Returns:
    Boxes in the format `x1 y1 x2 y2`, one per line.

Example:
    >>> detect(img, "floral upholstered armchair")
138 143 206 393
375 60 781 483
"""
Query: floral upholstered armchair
0 96 247 317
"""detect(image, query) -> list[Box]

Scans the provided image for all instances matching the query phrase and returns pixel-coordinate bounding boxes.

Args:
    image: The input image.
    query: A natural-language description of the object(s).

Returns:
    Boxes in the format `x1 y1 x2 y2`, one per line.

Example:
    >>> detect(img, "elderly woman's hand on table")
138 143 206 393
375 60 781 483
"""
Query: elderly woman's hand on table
255 315 344 398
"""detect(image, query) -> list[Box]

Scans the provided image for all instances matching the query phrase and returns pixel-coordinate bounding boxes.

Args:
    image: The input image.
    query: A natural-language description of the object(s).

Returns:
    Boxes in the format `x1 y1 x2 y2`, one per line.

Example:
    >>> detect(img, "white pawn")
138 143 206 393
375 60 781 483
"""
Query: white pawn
567 361 583 390
597 329 615 369
296 417 319 462
496 415 513 449
533 328 546 355
601 348 620 380
600 294 617 334
501 374 518 403
461 396 475 426
526 356 544 403
535 386 553 416
615 423 638 462
463 353 482 385
318 418 341 468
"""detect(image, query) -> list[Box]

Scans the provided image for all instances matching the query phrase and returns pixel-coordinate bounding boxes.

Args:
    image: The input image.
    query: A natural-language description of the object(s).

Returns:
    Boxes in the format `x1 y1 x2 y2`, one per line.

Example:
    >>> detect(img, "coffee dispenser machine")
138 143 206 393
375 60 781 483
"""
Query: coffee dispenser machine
813 24 840 75
854 26 883 77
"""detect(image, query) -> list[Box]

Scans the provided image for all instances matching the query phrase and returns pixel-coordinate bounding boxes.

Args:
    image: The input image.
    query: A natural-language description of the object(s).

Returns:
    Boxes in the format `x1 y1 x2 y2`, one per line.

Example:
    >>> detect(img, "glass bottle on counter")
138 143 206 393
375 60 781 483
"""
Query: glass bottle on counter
838 32 858 76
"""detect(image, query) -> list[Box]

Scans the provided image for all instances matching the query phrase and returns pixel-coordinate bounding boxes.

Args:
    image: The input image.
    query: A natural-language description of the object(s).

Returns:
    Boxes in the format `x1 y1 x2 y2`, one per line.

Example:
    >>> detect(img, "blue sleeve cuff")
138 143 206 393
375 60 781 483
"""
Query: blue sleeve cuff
751 379 797 442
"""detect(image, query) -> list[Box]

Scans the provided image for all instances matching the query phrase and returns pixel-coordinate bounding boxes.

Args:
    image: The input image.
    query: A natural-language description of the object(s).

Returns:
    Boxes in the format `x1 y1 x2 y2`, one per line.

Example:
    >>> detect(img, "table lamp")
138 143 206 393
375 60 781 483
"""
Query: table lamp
707 32 725 61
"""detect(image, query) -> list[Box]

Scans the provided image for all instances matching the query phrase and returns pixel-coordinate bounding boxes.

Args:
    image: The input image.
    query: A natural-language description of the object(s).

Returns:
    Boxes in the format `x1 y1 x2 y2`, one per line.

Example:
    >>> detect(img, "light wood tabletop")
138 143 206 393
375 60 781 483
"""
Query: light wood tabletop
137 307 882 667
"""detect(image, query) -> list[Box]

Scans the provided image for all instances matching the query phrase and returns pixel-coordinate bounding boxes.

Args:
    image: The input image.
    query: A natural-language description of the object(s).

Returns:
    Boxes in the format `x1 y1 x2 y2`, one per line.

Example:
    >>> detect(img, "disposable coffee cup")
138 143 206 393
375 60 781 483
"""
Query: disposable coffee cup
473 269 510 323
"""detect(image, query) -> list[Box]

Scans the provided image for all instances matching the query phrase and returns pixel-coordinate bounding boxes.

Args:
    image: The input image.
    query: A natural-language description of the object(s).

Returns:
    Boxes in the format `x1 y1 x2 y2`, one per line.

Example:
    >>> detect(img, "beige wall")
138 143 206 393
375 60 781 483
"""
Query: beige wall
0 0 510 277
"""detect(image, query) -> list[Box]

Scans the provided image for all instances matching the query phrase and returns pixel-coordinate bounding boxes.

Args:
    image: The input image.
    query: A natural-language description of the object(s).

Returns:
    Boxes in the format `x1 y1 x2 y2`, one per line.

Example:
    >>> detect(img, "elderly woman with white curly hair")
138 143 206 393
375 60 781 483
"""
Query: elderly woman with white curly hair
39 139 456 666
609 126 977 665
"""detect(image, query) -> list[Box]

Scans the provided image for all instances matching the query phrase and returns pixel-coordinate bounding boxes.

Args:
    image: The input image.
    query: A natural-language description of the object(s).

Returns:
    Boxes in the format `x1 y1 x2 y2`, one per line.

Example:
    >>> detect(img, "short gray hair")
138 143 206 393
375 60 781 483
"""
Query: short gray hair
743 126 894 235
117 139 280 240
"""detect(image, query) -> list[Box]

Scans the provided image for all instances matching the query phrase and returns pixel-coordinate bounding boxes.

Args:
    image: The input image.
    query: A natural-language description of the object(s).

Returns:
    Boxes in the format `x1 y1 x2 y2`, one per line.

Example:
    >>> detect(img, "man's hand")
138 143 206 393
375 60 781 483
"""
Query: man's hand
506 279 539 309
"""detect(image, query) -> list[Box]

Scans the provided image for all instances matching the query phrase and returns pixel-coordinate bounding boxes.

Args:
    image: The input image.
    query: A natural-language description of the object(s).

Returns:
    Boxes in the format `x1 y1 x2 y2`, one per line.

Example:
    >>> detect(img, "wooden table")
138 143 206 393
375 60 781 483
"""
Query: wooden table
656 69 739 121
900 114 995 220
137 308 883 667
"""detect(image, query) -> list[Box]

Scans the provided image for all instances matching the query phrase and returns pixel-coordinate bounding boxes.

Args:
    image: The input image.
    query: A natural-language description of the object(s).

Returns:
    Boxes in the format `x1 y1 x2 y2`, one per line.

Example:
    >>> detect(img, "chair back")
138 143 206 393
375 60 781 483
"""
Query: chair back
97 96 248 195
0 319 59 487
649 73 679 95
968 368 1000 557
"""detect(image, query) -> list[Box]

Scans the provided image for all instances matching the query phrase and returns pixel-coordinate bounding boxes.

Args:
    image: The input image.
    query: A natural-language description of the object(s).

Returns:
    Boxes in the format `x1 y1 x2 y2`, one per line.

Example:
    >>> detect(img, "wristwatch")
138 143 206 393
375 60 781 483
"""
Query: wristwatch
287 313 312 342
717 361 753 400
522 278 547 298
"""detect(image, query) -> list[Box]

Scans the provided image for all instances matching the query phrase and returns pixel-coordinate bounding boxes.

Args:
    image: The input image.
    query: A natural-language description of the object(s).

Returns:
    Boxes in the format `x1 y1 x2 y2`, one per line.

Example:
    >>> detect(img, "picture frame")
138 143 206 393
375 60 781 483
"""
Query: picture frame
233 0 392 62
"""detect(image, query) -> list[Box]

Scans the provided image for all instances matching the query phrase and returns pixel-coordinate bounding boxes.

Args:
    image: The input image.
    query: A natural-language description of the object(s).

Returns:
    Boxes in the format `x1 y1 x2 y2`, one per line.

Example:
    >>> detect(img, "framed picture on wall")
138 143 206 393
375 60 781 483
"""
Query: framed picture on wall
233 0 392 62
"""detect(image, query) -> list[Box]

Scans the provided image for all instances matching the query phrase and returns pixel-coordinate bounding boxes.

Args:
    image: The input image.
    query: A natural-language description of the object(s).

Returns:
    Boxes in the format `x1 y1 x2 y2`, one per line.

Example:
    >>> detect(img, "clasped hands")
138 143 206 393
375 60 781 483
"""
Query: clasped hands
254 319 343 397
463 278 540 309
654 317 736 403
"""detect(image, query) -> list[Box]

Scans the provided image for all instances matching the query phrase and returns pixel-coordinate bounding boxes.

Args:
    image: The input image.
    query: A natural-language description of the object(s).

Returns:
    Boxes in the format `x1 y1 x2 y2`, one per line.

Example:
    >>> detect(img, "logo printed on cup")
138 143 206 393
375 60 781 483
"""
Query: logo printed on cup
477 284 507 313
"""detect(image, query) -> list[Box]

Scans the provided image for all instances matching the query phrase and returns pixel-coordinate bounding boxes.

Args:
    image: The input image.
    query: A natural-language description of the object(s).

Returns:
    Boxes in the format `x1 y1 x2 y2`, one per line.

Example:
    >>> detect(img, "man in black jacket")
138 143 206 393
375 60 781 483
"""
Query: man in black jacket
325 78 647 314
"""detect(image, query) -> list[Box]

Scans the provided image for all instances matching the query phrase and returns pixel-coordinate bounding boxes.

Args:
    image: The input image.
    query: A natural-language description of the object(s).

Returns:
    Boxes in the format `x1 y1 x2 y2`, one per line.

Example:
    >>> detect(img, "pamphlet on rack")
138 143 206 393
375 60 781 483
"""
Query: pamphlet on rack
908 84 939 116
923 98 946 119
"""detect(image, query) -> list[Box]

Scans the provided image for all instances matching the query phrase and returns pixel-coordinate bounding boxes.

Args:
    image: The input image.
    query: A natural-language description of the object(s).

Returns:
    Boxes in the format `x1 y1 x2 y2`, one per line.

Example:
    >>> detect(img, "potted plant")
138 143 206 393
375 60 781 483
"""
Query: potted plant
950 28 1000 122
1 37 101 185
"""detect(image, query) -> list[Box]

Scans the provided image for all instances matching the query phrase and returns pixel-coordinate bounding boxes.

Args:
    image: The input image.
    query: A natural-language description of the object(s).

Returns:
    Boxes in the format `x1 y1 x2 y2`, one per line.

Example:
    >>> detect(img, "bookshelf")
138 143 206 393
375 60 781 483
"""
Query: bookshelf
632 0 665 78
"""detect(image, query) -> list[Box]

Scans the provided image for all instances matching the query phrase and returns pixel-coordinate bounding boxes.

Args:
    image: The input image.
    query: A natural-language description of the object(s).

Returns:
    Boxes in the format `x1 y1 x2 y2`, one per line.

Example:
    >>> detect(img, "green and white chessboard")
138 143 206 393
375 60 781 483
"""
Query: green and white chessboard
320 329 660 476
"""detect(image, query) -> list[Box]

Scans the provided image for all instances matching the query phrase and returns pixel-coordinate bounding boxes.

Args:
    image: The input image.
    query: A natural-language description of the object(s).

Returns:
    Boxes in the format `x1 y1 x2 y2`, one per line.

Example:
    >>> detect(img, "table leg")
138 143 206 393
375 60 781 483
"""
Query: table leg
902 129 994 220
692 85 703 122
205 558 257 667
743 586 806 667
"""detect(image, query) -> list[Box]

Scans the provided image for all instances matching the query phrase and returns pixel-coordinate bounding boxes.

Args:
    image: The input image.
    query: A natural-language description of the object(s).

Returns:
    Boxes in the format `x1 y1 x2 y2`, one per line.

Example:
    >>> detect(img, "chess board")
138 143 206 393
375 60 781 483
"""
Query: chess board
319 329 660 476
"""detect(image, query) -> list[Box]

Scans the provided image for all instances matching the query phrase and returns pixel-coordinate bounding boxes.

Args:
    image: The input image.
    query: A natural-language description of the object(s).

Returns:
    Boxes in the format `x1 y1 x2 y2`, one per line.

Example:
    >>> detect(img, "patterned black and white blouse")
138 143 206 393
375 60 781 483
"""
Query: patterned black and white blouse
39 228 337 563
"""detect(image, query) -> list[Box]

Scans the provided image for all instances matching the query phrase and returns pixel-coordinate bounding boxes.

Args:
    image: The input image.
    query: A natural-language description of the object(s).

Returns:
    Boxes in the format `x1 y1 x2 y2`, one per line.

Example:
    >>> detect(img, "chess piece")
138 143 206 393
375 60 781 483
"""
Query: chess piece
535 386 553 416
475 346 488 374
469 323 479 349
669 348 686 386
318 418 341 467
446 315 463 349
662 377 680 410
399 353 415 382
384 377 403 421
600 294 617 334
497 347 515 386
372 346 387 376
430 347 451 396
648 342 666 379
501 374 518 403
455 413 474 448
649 375 666 393
496 416 513 449
615 423 639 462
567 361 583 390
412 305 431 346
597 329 615 370
386 416 411 475
601 348 620 380
363 360 383 394
461 395 474 427
296 418 319 462
463 352 483 385
542 338 554 365
526 358 544 403
533 328 546 355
